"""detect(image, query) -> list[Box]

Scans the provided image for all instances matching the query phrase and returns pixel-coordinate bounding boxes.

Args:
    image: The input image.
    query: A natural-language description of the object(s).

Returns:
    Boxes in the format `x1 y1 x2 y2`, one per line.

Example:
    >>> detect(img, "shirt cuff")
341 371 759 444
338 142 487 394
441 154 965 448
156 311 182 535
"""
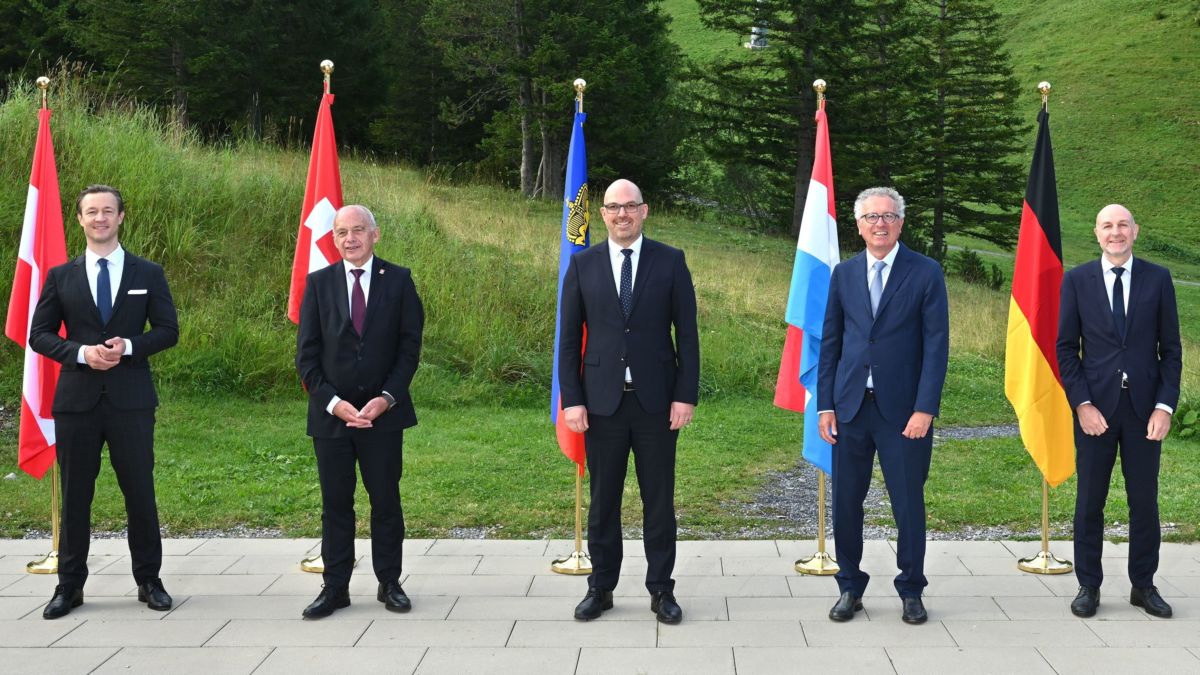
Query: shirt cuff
123 339 133 356
1155 403 1174 415
381 390 396 410
76 346 87 364
326 395 342 415
817 410 834 415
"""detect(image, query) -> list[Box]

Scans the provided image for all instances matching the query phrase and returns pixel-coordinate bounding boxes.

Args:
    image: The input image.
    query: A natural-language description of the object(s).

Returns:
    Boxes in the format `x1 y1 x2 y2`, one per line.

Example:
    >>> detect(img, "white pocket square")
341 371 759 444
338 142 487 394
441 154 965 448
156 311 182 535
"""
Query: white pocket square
127 289 148 295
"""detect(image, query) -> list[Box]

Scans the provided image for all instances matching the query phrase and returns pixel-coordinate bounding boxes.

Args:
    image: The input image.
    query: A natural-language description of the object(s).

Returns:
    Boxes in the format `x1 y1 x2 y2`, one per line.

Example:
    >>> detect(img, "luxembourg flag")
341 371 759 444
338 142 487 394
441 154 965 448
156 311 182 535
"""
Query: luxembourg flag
5 107 68 479
773 104 838 474
287 88 342 324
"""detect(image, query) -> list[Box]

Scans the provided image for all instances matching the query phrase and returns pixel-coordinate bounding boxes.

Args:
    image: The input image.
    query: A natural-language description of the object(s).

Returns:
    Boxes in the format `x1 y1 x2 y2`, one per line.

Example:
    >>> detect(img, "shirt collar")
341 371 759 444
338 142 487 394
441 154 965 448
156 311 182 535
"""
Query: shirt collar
1101 255 1133 274
868 242 900 268
343 256 374 277
85 245 124 268
609 235 643 259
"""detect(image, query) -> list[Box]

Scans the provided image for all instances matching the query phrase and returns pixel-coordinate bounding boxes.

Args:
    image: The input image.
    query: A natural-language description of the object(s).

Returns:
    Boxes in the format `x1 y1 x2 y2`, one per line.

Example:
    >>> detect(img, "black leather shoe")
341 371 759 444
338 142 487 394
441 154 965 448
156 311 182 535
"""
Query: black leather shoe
573 588 613 621
43 585 83 620
651 591 683 624
901 596 928 624
302 586 350 619
378 581 412 613
828 591 863 621
137 578 173 611
1071 585 1099 617
1130 586 1173 618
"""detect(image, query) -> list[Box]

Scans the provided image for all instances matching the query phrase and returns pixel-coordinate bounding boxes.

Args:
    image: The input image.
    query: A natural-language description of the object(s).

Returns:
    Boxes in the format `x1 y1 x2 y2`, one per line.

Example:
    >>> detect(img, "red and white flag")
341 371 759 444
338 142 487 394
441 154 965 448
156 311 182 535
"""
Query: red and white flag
5 107 68 479
287 91 343 323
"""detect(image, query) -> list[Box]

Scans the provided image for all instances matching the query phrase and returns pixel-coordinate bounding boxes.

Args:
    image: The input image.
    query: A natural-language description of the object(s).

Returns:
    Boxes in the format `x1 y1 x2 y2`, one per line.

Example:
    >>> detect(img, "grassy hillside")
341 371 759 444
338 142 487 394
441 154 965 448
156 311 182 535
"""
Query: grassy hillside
661 0 1200 279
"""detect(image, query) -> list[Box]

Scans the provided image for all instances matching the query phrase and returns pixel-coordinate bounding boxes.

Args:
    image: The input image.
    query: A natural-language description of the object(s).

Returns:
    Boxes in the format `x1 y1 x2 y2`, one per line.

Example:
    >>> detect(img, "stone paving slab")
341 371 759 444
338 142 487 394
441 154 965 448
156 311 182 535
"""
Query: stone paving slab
92 647 271 674
2 538 1198 673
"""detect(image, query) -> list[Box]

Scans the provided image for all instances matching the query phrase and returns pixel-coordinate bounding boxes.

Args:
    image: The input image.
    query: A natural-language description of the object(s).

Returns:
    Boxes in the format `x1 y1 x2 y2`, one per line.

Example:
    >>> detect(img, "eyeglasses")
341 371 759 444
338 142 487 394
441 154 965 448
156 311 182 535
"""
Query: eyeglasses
859 212 901 225
602 202 644 213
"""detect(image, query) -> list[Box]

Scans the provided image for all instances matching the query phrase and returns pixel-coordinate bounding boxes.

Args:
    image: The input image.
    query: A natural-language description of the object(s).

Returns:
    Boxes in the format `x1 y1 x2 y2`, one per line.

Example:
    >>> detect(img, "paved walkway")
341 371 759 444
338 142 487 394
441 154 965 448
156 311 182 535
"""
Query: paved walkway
1 538 1198 674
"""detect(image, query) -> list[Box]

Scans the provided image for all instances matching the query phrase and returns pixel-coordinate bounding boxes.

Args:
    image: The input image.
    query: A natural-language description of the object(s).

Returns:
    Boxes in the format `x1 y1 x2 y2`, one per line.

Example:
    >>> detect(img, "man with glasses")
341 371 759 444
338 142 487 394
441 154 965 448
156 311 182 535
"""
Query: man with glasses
1058 204 1181 619
559 178 700 624
817 187 948 624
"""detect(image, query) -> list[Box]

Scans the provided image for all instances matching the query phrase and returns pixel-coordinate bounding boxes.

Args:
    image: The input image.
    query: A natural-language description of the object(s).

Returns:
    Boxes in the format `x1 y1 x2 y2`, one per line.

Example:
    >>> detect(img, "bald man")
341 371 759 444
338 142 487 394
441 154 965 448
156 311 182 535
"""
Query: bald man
558 179 699 624
1057 204 1181 619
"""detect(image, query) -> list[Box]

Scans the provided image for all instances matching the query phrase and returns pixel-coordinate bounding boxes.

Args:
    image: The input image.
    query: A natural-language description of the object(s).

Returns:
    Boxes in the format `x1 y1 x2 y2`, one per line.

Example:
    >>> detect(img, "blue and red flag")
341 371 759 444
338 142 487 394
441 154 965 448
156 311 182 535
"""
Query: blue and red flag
551 109 589 473
774 105 839 474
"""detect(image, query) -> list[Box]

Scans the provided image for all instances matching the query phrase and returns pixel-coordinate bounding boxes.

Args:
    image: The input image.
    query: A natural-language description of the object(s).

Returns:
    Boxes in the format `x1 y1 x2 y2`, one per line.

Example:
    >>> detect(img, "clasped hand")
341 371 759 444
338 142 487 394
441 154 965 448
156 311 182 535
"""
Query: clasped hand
85 337 125 371
333 397 390 428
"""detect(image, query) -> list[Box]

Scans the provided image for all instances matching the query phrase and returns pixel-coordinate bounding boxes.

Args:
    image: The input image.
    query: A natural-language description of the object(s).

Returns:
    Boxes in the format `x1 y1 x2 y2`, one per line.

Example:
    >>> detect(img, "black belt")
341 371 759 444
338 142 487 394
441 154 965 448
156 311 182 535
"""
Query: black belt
623 382 636 391
864 388 875 400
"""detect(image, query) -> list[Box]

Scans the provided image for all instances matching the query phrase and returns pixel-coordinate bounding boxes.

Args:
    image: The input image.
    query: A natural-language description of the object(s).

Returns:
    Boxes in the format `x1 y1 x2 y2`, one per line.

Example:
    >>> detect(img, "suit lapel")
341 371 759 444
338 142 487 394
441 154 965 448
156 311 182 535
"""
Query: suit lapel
1123 258 1145 333
327 263 351 332
628 239 656 319
1086 260 1118 340
68 255 103 324
874 245 912 321
109 253 137 320
844 253 871 322
361 259 388 338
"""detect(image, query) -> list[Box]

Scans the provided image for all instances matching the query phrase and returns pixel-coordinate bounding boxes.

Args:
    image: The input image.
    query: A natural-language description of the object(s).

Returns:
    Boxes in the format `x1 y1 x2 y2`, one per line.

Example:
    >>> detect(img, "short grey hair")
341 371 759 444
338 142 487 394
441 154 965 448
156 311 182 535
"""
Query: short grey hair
853 187 905 220
336 204 378 230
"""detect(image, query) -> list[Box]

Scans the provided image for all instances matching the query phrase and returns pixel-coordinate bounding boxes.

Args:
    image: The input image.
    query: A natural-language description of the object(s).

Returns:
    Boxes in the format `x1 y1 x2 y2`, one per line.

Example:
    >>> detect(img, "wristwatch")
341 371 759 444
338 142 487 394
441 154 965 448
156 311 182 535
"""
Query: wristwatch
380 391 397 410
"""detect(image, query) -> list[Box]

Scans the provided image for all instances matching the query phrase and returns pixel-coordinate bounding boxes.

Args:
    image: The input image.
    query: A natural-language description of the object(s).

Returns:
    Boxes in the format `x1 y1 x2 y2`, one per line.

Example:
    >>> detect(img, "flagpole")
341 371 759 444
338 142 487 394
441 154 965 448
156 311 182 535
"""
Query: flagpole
1016 82 1071 576
300 59 347 576
793 80 837 577
25 76 60 575
551 78 592 576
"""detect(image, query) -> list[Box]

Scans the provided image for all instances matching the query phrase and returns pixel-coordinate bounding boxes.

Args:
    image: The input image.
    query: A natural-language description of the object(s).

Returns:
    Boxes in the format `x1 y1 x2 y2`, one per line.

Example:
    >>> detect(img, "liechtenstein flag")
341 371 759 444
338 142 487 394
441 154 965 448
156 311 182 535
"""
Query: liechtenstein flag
774 104 839 474
551 108 589 474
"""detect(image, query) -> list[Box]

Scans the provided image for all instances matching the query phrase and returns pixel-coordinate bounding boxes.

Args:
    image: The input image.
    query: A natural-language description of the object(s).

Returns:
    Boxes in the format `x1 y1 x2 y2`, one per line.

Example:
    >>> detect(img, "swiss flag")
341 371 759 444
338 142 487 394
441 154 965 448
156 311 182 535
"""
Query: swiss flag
287 91 343 323
5 108 68 479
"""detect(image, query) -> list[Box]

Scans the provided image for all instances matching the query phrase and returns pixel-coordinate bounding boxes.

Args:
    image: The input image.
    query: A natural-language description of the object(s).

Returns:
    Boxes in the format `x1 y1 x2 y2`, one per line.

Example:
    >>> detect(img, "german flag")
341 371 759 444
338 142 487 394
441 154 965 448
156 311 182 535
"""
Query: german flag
1004 106 1074 487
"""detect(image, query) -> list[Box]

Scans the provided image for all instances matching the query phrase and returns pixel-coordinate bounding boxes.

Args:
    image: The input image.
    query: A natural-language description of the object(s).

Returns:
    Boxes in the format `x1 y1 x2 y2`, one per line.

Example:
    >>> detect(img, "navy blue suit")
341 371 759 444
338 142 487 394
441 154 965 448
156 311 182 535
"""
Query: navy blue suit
1057 257 1181 588
818 243 948 598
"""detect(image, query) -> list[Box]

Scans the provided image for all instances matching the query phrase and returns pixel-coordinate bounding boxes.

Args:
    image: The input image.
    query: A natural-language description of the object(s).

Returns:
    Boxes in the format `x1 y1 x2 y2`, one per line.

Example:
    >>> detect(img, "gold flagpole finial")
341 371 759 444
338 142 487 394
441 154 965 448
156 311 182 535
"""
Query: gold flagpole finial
813 79 827 110
1038 81 1051 110
573 78 586 114
36 76 50 109
321 60 335 94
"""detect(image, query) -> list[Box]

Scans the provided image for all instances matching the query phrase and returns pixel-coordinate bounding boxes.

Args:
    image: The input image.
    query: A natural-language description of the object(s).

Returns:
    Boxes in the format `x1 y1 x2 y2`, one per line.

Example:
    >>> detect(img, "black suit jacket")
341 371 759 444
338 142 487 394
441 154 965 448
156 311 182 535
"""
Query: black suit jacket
296 257 424 438
29 251 179 413
1057 257 1182 422
558 238 700 417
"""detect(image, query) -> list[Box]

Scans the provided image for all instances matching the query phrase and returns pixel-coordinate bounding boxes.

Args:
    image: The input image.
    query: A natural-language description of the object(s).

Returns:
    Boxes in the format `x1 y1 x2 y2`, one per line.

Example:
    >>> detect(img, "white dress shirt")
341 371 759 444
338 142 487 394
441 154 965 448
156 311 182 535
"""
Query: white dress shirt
326 256 387 415
76 246 133 363
865 243 900 389
609 235 643 383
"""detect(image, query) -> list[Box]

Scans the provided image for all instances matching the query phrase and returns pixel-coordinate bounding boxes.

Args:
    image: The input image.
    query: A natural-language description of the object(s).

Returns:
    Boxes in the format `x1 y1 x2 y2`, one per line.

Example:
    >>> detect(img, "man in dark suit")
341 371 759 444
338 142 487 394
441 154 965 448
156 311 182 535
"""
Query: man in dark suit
559 178 699 624
1058 204 1181 619
295 204 423 619
29 185 179 619
817 187 949 625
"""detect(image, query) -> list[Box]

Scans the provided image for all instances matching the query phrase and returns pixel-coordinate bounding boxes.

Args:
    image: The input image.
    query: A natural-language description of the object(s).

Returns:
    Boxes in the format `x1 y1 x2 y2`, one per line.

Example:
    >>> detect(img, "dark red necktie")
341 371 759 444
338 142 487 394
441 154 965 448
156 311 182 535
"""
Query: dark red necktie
351 268 366 336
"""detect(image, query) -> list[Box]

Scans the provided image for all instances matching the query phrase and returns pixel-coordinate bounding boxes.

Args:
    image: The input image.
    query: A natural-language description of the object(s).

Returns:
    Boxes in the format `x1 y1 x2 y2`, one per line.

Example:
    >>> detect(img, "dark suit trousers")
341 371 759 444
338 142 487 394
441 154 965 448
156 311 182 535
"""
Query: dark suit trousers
585 391 678 593
55 397 160 588
314 430 405 590
832 396 932 598
1074 389 1161 588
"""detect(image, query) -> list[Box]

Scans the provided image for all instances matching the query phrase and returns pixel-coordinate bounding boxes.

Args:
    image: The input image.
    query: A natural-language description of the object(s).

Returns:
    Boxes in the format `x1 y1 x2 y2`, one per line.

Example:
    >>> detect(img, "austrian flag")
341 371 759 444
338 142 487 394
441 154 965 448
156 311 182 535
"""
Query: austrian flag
5 107 68 479
287 91 343 324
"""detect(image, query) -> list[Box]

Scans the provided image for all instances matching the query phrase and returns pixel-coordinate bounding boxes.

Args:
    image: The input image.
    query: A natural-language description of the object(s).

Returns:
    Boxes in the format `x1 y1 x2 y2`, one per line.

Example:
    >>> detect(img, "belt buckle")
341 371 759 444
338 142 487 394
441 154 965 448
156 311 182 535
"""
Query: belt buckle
623 382 636 392
864 388 875 400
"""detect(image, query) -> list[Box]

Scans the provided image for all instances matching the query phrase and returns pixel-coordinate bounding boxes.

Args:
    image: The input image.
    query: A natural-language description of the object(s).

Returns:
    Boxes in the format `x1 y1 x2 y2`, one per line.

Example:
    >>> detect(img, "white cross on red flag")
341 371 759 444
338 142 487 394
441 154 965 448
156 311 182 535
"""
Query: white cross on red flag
287 91 343 324
5 107 68 479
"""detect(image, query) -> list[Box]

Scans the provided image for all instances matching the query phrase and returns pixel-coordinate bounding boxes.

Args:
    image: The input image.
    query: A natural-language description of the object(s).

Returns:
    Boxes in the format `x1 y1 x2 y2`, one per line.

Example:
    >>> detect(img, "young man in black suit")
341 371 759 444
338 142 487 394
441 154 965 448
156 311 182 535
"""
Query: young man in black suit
30 185 179 619
558 178 700 624
1058 204 1182 619
295 205 424 619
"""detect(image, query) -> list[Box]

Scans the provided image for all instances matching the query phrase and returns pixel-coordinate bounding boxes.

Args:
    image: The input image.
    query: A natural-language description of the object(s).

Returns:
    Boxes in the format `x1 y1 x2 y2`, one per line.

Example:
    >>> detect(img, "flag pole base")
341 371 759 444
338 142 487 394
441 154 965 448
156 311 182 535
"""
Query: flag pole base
794 551 839 576
1017 550 1073 575
551 551 592 575
300 555 360 574
26 550 58 574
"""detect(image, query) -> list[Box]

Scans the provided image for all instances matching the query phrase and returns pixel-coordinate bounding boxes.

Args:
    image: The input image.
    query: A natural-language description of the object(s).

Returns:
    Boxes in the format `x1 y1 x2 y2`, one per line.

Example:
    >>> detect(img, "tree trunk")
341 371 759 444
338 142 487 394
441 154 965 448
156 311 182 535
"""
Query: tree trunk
514 0 535 197
789 44 816 237
538 89 564 201
171 38 188 130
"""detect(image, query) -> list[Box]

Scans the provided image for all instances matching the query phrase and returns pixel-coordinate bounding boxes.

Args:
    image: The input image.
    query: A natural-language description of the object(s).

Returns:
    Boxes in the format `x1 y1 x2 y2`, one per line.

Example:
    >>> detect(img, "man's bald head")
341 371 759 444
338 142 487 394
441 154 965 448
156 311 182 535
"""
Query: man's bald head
1094 203 1138 265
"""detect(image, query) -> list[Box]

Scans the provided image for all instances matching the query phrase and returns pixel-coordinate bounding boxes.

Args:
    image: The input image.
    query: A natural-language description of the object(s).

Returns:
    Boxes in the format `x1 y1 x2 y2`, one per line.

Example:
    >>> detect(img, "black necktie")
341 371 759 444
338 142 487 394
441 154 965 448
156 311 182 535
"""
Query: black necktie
97 258 112 325
619 249 633 318
1112 266 1126 342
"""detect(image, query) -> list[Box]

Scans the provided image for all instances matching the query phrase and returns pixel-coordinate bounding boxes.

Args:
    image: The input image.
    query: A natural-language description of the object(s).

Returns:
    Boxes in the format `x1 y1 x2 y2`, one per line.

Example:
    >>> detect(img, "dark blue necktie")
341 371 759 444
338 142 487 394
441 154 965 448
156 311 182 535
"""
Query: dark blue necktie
619 249 633 318
97 258 112 325
1112 266 1126 341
